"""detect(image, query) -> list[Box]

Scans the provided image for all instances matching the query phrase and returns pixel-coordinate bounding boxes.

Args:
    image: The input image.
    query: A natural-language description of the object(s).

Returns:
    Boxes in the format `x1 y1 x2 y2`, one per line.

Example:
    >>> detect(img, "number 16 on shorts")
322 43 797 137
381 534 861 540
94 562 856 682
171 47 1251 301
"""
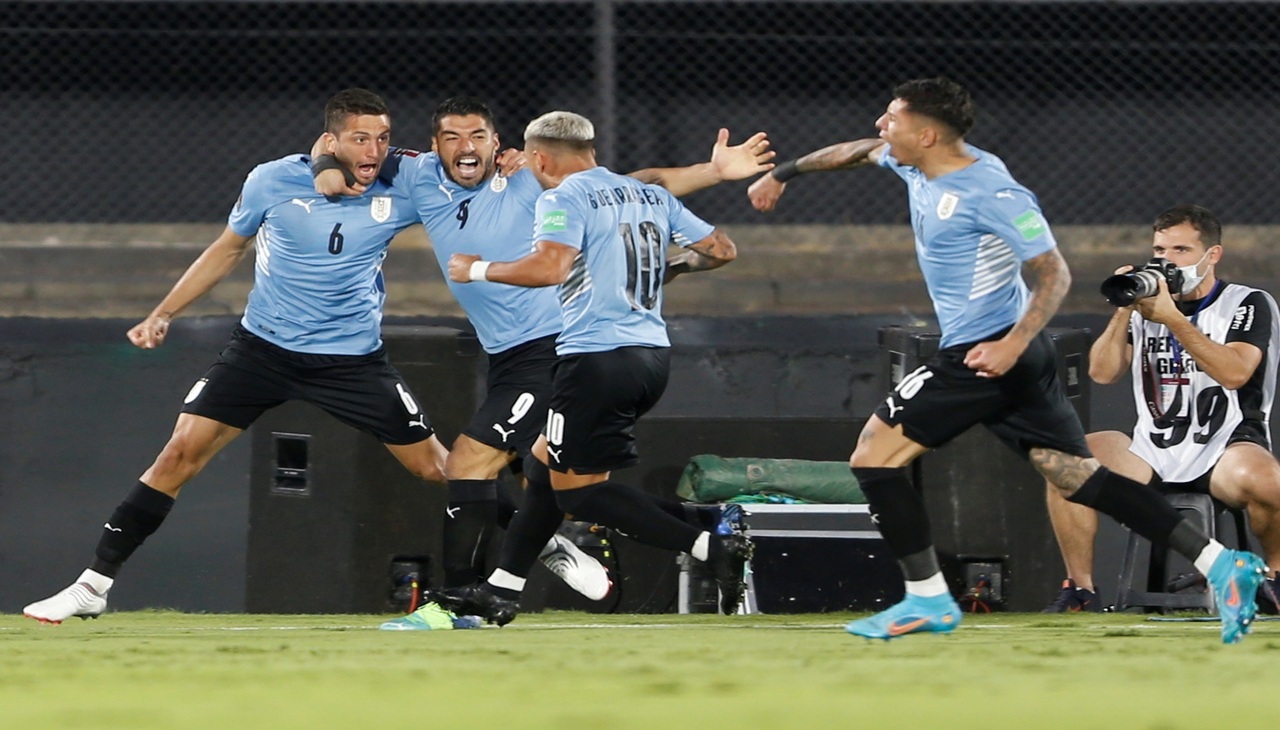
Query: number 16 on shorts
885 366 933 422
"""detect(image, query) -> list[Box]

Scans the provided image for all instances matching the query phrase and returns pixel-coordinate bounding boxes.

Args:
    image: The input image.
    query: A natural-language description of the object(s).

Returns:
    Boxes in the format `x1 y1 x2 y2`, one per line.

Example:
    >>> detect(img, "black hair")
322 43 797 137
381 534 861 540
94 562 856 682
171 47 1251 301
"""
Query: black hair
892 77 976 138
432 97 497 134
324 88 390 134
1153 204 1222 248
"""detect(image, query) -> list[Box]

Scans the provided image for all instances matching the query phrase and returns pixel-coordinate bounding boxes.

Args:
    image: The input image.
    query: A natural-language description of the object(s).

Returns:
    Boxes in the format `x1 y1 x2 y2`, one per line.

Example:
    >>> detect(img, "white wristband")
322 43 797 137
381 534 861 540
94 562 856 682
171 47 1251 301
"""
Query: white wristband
469 260 492 282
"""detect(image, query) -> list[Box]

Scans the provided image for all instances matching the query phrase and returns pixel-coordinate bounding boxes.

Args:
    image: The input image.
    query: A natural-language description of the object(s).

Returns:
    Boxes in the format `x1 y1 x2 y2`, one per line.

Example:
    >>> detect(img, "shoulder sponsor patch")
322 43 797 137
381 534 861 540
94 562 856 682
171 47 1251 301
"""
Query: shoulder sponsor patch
541 210 568 232
1232 304 1255 331
1013 210 1047 241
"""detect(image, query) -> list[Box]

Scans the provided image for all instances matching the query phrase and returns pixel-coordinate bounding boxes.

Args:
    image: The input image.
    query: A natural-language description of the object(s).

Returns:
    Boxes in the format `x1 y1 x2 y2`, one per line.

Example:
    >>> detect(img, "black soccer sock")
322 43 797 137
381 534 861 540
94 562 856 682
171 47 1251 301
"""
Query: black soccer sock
1068 466 1209 560
442 479 499 587
494 468 565 584
555 481 702 553
852 466 941 581
90 481 176 578
645 494 719 530
495 481 521 531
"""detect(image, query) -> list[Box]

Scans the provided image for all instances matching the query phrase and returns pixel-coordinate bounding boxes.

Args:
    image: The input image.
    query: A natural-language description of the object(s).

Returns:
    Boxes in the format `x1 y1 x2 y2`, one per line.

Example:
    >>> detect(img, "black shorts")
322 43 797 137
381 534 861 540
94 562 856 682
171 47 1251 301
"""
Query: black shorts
544 346 670 474
180 326 435 445
1148 419 1271 494
461 334 557 456
873 329 1089 458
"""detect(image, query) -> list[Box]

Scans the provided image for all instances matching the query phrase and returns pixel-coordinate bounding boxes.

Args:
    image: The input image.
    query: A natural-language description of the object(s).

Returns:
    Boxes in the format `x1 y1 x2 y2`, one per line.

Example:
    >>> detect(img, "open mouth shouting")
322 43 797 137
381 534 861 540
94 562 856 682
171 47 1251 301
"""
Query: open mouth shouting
450 153 489 187
353 161 380 184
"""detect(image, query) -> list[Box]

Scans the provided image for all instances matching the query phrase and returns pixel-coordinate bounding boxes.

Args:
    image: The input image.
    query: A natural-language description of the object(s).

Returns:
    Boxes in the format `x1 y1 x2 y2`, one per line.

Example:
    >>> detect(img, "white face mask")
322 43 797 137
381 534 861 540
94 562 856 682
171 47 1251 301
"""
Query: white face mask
1174 249 1212 295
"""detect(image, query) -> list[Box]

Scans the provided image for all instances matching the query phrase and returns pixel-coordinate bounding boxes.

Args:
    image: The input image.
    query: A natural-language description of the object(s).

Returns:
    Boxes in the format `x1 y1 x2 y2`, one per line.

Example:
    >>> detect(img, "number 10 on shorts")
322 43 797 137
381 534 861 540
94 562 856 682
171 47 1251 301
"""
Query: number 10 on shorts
545 409 566 446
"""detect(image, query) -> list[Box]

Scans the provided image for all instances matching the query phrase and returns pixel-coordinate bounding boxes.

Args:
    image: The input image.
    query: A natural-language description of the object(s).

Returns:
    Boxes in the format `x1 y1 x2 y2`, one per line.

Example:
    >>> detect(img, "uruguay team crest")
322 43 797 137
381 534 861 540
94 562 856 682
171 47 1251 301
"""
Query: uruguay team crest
936 192 959 220
490 174 508 193
370 196 392 223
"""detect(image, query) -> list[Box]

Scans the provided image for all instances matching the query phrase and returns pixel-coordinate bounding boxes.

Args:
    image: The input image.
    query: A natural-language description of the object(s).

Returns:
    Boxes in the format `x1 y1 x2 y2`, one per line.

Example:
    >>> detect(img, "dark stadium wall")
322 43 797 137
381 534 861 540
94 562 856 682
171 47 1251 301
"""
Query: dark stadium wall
1 314 1146 614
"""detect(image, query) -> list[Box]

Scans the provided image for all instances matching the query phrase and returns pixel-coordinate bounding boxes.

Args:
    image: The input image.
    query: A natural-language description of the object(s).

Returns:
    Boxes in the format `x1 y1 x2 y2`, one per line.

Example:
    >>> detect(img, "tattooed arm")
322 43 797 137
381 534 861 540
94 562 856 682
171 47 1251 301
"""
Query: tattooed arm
664 229 737 283
747 138 887 212
963 248 1071 378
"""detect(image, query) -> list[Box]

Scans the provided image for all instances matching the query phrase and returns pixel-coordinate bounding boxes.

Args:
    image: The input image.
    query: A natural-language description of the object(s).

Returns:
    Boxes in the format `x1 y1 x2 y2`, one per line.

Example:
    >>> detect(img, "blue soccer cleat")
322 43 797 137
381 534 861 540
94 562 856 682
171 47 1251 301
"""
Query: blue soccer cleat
845 593 962 640
715 504 744 536
1207 549 1267 644
379 601 478 631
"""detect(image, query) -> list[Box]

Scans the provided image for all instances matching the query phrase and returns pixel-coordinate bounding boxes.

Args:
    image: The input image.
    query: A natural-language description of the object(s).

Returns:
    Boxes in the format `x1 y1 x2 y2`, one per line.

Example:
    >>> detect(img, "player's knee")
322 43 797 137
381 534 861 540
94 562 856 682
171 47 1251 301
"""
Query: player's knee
444 444 508 481
408 461 446 484
849 447 889 469
151 439 206 483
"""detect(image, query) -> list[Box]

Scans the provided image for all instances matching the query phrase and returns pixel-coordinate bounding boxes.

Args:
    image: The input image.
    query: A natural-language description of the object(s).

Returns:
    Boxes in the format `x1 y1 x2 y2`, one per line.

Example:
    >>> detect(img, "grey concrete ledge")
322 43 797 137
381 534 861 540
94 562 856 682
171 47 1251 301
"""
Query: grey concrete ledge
3 223 1276 318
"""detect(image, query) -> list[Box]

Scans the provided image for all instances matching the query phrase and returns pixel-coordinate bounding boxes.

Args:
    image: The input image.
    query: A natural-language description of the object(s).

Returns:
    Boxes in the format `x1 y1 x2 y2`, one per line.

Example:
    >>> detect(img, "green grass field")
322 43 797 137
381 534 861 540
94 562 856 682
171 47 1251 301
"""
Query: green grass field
3 610 1276 729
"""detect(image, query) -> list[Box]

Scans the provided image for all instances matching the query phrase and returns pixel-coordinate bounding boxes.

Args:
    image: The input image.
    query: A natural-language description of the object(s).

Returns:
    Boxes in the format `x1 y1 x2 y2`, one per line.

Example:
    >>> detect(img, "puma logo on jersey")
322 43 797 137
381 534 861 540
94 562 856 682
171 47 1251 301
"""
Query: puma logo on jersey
445 507 460 519
492 423 516 442
408 415 428 429
995 191 1015 200
547 446 563 463
104 523 123 532
885 396 905 420
291 198 314 213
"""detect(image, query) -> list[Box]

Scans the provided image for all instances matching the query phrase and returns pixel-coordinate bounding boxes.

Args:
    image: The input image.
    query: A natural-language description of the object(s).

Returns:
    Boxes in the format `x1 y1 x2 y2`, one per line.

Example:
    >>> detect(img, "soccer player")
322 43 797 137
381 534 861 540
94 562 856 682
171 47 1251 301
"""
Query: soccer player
24 89 454 624
747 77 1267 643
1043 205 1280 612
313 98 773 630
426 110 752 626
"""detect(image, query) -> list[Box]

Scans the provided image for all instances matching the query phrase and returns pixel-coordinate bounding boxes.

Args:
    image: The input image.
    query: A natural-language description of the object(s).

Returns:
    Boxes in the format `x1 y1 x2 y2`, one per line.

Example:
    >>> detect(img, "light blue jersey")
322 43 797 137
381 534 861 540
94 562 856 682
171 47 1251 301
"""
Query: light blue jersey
532 166 716 355
879 145 1057 348
396 150 562 354
229 154 418 355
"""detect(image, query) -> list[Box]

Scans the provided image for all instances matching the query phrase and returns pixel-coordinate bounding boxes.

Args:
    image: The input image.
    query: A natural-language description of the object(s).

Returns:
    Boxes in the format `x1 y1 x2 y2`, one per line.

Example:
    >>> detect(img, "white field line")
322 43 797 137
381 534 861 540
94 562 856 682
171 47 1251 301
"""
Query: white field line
13 615 1271 632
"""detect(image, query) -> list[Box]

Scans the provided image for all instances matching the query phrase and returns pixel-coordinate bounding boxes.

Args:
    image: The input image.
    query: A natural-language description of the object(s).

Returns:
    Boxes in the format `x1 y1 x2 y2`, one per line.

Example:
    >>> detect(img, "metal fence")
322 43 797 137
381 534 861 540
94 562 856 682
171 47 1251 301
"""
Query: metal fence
5 1 1279 225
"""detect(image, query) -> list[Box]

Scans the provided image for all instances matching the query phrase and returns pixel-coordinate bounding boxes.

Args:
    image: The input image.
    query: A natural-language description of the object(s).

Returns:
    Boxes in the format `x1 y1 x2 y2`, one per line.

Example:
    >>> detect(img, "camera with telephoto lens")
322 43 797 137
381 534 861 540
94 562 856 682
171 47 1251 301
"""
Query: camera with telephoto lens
1099 257 1185 307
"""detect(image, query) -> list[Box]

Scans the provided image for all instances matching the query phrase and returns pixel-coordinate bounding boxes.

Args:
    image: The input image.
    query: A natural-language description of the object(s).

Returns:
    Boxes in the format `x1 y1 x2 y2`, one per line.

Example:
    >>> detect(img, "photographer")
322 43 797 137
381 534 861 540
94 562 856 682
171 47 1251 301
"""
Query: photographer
1044 204 1280 612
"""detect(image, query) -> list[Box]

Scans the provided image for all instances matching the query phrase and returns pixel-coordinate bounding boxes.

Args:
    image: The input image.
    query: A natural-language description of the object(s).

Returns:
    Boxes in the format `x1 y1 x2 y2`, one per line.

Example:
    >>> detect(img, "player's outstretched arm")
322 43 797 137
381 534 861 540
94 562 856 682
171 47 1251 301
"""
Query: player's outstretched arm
664 229 737 283
628 128 775 197
127 227 254 349
447 239 578 288
747 138 886 212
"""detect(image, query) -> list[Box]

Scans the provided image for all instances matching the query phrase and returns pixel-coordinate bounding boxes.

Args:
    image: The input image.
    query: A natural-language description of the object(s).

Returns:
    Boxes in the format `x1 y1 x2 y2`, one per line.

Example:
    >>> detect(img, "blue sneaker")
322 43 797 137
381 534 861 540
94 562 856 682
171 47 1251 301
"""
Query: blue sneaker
715 504 743 536
845 593 962 640
379 602 475 631
1206 549 1267 644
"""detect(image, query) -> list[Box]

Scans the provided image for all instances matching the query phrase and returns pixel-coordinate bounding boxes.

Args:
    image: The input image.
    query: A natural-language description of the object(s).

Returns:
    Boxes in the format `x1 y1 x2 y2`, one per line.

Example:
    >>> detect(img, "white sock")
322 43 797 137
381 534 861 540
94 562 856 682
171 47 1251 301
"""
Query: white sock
905 572 949 598
1194 540 1227 576
77 569 114 595
487 568 526 593
691 532 711 562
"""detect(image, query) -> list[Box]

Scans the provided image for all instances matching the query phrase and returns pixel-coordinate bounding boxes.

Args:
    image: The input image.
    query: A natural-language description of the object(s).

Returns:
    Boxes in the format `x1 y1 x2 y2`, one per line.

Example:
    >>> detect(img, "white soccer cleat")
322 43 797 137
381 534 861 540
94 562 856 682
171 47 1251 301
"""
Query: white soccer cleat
540 534 611 601
24 574 109 624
